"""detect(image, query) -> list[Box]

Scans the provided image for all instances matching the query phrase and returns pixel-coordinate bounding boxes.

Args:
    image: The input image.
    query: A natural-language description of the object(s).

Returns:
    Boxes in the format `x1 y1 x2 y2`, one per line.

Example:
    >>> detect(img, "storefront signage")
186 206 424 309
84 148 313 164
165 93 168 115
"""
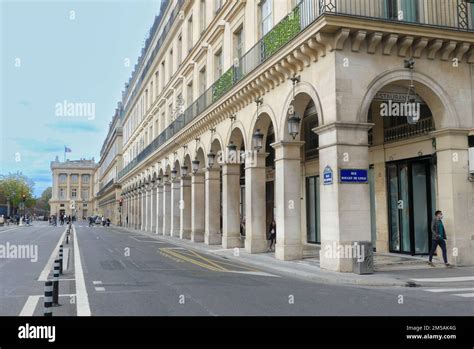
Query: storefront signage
323 166 333 185
339 169 368 183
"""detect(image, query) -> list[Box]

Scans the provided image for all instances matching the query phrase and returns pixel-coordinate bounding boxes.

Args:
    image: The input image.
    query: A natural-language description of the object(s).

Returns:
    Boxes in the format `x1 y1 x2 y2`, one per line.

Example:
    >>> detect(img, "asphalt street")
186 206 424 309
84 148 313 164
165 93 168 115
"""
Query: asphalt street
1 222 473 316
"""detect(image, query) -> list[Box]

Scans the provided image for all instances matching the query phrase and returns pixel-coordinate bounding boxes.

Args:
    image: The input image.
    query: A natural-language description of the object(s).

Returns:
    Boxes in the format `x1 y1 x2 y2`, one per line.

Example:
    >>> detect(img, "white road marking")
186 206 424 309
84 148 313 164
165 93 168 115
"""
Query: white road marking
73 224 91 316
411 276 474 282
452 293 474 298
0 227 19 234
92 281 102 285
19 295 40 316
425 288 474 293
226 270 280 278
95 287 105 292
38 228 67 281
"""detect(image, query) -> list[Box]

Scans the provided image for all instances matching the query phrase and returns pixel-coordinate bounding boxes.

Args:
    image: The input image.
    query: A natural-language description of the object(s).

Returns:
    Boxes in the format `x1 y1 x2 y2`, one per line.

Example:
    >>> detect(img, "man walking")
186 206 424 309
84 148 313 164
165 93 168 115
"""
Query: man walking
428 210 451 267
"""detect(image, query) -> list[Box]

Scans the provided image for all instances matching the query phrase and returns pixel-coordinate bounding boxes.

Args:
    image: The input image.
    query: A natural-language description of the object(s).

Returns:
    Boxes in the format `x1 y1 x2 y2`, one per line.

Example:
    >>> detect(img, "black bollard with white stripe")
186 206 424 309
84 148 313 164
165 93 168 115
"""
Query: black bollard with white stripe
52 259 60 306
59 245 63 275
44 281 53 316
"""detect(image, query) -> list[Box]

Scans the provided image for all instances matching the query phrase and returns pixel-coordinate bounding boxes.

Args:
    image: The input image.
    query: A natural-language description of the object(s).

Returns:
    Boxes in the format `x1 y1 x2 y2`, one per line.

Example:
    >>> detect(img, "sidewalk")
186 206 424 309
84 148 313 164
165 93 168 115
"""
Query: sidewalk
113 225 451 287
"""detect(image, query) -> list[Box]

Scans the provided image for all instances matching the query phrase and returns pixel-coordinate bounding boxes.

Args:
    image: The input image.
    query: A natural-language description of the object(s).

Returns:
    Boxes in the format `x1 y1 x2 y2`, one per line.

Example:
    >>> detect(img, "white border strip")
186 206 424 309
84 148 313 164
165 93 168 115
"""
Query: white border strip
19 295 40 316
73 224 91 316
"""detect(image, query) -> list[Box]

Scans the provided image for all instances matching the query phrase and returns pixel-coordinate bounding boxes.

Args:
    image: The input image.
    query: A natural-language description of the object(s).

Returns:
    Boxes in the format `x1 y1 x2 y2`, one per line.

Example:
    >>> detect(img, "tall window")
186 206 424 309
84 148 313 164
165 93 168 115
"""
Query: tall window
260 0 273 37
161 61 166 88
168 103 173 124
187 81 193 105
169 50 173 79
71 174 78 183
59 174 67 183
187 15 193 52
199 66 207 94
177 34 182 65
59 188 65 200
233 26 243 61
81 189 89 200
215 0 223 14
215 50 223 80
200 0 206 33
71 188 77 198
82 174 90 183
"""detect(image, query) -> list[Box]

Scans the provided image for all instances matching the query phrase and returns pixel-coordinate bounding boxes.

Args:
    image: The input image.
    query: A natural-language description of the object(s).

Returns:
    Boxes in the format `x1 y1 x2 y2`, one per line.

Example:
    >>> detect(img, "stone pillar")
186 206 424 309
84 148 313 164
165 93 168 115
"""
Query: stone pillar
140 188 145 231
245 152 268 253
191 172 205 242
156 183 163 234
180 176 192 239
272 141 304 261
162 180 171 235
222 163 241 249
131 192 135 228
204 168 222 245
170 179 181 237
434 129 474 266
145 185 151 231
150 183 157 232
314 122 373 272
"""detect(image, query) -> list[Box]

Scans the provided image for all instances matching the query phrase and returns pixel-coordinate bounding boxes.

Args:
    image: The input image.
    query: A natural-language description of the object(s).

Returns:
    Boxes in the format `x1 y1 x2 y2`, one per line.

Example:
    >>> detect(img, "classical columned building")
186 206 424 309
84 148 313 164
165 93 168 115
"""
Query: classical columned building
116 0 474 272
49 158 97 218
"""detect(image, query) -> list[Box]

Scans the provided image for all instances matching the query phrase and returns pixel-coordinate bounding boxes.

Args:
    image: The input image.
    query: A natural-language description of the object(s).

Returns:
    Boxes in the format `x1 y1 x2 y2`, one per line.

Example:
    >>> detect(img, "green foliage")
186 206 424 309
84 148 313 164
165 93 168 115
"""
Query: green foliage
212 68 234 102
0 172 35 208
263 6 301 59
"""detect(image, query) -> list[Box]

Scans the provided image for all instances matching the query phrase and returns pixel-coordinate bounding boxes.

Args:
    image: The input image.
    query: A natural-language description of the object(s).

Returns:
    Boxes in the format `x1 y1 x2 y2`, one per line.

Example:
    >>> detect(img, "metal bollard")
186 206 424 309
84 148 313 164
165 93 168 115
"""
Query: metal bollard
66 234 69 244
59 245 63 275
44 281 53 316
53 259 60 306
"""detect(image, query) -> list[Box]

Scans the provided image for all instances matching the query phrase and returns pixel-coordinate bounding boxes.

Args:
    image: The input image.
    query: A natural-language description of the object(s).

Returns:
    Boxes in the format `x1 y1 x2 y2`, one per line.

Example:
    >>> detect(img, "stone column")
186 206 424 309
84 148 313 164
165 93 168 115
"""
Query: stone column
434 129 474 266
204 168 222 245
170 179 181 237
245 152 268 253
66 174 71 201
191 172 205 242
140 187 146 231
150 182 157 232
271 141 304 261
162 180 171 235
222 163 241 249
180 175 192 239
156 182 163 234
314 122 373 272
145 184 151 231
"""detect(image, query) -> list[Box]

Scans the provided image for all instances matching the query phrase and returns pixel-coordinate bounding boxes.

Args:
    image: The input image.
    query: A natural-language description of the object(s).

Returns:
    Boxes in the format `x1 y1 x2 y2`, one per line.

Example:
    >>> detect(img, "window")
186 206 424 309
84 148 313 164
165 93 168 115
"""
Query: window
470 3 474 29
169 50 173 79
145 89 148 110
169 103 173 124
59 174 67 183
71 188 77 198
260 0 273 37
199 66 207 94
161 61 166 88
82 174 90 183
154 71 159 95
200 0 206 33
177 34 182 65
187 15 193 52
215 50 223 80
215 0 223 14
59 188 65 200
187 81 193 105
233 26 243 61
71 174 78 183
81 189 89 200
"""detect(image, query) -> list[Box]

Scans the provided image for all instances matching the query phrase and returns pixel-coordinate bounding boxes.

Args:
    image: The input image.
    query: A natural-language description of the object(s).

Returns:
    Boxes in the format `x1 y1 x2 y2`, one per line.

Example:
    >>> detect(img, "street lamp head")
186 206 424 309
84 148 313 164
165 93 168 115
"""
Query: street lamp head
288 114 301 140
253 129 264 152
181 166 188 178
192 158 200 174
207 150 215 169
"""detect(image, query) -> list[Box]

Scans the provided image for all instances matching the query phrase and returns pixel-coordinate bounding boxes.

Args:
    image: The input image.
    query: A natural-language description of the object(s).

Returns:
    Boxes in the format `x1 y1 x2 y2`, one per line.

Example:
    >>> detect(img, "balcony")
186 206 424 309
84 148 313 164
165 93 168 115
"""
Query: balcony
119 0 473 180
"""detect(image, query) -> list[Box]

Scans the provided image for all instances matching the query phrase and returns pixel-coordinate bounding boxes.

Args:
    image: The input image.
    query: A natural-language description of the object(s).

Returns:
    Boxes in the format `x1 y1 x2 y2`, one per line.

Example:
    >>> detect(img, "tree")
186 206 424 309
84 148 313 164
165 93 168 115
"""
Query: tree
0 172 35 209
35 187 52 212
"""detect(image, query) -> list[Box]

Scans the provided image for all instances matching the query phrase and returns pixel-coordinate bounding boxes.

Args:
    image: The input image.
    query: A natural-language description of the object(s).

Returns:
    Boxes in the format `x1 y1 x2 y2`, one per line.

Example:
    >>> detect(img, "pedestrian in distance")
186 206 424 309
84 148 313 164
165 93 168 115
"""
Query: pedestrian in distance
428 210 452 268
267 219 276 252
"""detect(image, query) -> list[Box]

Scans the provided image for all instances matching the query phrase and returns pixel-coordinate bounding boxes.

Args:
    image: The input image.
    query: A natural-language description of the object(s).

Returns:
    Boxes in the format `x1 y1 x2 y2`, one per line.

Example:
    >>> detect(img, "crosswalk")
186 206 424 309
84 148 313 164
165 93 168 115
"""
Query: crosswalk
411 276 474 299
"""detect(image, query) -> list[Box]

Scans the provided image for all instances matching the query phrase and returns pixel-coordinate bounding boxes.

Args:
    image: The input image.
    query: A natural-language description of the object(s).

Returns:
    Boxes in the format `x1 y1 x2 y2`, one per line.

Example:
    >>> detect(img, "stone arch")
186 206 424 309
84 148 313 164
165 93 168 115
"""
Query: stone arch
280 81 324 141
248 103 279 146
224 120 247 151
358 69 460 129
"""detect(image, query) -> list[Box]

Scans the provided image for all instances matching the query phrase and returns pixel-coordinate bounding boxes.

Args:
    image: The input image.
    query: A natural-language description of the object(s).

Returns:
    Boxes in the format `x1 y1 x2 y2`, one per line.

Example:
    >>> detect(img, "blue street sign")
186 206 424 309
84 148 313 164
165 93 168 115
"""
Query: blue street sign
323 166 333 185
339 169 368 183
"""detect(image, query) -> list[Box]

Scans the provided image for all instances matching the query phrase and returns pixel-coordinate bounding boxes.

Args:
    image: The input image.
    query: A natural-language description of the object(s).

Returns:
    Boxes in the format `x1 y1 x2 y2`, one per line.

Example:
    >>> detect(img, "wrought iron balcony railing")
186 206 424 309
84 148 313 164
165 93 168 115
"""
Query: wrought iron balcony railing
119 0 473 180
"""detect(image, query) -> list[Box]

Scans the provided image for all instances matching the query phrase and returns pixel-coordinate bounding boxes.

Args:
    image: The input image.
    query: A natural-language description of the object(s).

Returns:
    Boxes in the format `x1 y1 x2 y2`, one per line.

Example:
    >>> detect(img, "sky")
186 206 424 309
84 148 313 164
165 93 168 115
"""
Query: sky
0 0 163 196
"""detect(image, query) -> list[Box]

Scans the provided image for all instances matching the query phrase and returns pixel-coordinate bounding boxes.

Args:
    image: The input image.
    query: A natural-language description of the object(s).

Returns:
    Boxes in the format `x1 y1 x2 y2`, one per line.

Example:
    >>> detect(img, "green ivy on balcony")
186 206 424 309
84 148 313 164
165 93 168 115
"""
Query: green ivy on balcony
212 68 234 102
263 6 301 59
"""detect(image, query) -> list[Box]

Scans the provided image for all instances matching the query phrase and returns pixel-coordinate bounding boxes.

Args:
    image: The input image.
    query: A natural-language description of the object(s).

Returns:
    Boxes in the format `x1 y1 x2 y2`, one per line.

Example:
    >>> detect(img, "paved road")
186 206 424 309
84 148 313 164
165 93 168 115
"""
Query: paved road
1 222 473 316
74 224 473 316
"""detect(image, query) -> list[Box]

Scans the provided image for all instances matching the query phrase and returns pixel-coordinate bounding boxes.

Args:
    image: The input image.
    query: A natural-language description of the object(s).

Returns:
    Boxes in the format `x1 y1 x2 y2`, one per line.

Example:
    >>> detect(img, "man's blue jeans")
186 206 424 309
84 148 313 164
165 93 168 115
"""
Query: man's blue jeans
429 239 448 263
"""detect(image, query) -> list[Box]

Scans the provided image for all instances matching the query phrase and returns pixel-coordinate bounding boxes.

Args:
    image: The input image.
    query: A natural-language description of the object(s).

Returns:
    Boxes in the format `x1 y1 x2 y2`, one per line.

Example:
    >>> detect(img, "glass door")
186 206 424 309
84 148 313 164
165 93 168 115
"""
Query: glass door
306 176 320 244
387 157 435 255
